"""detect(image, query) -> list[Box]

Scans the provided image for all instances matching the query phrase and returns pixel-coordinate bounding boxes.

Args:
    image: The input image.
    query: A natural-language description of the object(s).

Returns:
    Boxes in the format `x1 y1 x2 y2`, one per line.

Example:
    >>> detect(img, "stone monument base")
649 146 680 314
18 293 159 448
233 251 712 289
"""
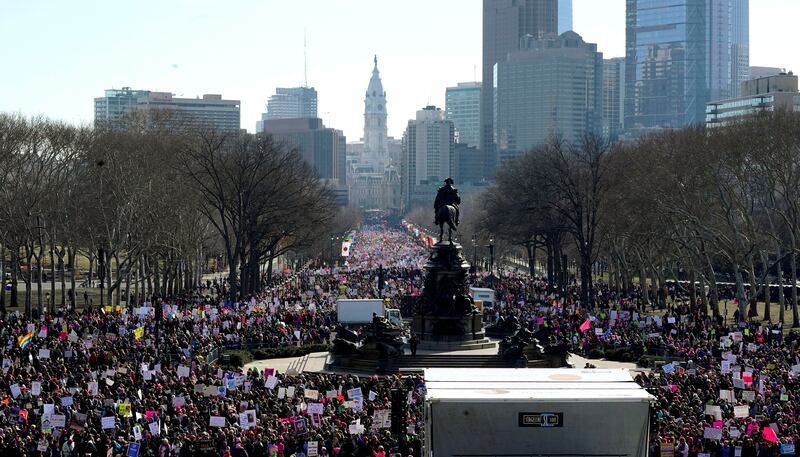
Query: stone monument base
412 314 495 351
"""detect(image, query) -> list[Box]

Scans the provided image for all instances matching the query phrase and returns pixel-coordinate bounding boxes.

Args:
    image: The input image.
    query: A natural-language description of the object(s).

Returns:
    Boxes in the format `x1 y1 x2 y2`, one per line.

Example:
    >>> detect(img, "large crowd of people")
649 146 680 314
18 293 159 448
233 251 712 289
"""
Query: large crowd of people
470 274 800 455
0 225 428 457
1 223 799 456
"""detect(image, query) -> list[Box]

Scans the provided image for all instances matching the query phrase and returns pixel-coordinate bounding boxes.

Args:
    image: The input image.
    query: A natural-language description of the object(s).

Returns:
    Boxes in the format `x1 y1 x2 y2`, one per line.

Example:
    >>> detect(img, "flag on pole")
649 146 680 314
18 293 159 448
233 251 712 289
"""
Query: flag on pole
579 319 591 333
18 331 35 349
762 426 778 443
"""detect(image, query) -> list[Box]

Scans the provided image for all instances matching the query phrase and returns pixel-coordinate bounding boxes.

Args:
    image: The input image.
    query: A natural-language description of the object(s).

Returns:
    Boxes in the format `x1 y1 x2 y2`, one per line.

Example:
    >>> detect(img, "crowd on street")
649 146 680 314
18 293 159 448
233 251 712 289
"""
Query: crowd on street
473 274 800 456
1 223 799 456
0 225 429 457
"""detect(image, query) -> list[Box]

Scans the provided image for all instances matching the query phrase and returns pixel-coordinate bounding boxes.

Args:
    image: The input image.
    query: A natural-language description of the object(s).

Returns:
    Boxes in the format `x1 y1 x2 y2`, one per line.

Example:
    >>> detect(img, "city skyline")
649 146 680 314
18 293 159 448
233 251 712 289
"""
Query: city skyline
2 0 799 141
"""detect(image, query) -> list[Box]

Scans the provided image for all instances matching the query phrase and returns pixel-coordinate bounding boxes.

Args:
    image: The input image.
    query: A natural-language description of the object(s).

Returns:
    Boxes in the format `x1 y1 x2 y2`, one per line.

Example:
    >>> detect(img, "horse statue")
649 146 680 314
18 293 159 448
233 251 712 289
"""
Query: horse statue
434 178 461 243
436 204 458 242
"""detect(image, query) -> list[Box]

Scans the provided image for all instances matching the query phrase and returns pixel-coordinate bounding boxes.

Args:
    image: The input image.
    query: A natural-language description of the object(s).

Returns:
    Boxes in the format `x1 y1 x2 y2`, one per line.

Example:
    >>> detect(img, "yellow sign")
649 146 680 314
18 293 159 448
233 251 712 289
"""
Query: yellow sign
119 403 131 417
133 327 144 340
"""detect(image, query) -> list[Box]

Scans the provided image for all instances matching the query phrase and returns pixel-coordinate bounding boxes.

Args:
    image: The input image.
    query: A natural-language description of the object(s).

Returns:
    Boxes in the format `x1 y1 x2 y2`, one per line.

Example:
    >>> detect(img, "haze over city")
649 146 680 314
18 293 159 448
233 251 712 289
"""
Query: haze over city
2 0 799 139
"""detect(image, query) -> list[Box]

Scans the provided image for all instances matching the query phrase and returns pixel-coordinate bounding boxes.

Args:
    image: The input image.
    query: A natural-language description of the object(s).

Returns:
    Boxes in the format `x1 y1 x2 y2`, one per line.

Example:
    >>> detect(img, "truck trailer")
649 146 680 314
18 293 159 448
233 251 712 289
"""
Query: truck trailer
423 368 653 457
336 299 403 327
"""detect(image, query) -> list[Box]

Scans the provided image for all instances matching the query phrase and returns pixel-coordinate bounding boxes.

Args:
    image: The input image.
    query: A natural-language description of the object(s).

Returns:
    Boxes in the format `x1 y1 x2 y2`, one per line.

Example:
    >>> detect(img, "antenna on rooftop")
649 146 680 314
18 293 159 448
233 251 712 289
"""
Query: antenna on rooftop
473 64 477 82
303 28 308 88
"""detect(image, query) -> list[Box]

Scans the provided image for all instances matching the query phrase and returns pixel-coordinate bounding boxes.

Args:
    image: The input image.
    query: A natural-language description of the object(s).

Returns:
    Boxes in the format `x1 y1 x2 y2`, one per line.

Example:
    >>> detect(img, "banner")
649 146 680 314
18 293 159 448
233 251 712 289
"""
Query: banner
341 241 351 257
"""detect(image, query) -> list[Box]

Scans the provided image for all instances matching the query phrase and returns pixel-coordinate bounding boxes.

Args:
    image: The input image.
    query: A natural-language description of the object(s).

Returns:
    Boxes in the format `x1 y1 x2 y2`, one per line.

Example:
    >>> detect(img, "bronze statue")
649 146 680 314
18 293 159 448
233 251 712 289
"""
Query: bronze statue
434 178 461 242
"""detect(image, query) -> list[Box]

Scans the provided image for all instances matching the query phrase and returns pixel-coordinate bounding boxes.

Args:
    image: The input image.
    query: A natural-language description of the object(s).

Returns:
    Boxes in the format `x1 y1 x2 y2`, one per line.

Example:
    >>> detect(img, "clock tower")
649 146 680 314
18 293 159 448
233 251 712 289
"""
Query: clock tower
363 55 388 170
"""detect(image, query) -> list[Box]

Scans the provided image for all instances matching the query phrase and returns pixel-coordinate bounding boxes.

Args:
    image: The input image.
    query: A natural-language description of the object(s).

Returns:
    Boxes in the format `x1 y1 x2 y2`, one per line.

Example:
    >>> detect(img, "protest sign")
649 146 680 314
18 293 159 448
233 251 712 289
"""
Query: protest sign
127 443 140 457
347 387 363 399
209 416 225 427
101 416 116 429
239 410 256 429
307 403 324 415
704 427 722 440
51 414 66 428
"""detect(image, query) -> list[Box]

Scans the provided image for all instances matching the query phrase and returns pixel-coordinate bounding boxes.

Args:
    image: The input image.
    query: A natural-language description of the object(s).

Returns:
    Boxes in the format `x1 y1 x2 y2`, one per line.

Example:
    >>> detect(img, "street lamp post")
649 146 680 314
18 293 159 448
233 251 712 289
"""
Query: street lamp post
35 215 45 316
488 237 495 278
471 236 477 278
378 264 384 298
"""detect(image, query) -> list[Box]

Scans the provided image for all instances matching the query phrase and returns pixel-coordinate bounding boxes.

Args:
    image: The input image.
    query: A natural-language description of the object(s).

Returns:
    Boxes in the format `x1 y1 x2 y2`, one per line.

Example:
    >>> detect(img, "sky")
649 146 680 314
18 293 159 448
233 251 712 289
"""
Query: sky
1 0 798 141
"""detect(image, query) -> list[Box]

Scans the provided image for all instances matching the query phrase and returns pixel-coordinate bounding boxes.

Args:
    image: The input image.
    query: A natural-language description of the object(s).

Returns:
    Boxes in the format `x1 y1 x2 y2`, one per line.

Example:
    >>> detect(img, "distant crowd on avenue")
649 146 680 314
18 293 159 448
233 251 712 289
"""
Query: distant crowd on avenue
0 225 798 456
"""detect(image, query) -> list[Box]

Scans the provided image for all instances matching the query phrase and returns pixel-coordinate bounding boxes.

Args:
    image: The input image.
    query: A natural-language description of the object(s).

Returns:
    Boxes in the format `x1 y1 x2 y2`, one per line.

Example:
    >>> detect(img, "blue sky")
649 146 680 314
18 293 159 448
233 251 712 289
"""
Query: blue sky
1 0 797 140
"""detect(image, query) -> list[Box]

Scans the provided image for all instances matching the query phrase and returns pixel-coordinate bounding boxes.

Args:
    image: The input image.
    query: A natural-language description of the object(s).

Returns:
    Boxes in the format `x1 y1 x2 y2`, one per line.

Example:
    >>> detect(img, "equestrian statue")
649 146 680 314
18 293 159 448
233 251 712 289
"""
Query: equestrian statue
434 178 461 243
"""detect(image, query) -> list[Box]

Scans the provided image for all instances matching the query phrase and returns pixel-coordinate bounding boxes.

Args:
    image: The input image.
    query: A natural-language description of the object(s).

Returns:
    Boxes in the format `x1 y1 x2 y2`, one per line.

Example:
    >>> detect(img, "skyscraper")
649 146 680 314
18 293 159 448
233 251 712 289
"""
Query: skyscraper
603 58 626 141
401 106 454 210
445 82 481 148
625 0 749 132
261 118 347 190
256 87 318 132
709 0 749 99
558 0 573 33
482 0 558 177
94 88 241 132
730 0 750 97
494 32 603 163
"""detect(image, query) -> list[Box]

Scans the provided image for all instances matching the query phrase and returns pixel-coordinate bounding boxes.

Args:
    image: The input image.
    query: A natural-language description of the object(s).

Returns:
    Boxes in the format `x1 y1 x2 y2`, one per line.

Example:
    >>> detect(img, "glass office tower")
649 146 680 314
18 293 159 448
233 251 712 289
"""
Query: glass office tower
446 82 482 148
558 0 573 33
625 0 749 132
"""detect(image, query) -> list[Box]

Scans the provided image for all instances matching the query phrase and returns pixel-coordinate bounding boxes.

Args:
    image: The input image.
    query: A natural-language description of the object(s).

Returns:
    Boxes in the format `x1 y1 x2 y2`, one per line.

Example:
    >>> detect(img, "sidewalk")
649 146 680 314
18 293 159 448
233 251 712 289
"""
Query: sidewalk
245 351 329 374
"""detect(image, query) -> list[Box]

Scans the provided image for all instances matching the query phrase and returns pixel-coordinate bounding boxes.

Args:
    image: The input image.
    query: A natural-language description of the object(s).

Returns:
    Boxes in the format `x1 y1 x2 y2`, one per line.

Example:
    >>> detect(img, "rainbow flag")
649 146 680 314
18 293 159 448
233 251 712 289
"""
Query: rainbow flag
17 331 35 349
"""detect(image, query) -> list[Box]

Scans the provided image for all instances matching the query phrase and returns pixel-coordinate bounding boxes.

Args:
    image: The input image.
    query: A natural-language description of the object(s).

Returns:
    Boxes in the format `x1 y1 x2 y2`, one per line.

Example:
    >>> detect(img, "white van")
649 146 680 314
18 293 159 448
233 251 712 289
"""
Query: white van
469 287 495 309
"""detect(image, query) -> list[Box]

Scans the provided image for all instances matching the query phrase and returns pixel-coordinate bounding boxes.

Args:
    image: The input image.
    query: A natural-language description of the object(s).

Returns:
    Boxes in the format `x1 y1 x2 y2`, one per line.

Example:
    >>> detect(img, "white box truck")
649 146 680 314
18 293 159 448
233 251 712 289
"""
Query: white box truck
469 287 495 309
423 368 653 457
336 299 402 327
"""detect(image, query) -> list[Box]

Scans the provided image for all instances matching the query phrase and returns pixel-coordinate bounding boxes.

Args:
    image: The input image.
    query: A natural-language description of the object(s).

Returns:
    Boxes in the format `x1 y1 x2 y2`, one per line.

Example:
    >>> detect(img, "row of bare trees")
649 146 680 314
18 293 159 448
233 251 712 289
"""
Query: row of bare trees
0 112 343 313
481 110 800 326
